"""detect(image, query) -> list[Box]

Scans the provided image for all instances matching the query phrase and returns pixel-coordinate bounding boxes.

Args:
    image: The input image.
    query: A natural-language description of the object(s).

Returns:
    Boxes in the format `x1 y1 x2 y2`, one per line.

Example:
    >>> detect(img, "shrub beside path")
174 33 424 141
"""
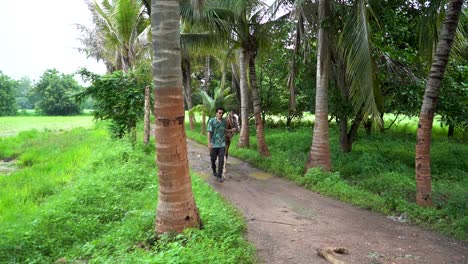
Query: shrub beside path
186 139 467 264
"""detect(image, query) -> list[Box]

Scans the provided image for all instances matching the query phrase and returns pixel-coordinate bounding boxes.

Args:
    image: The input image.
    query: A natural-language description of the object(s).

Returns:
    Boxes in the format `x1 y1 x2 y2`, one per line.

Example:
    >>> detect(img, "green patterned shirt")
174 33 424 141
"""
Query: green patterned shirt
207 117 227 148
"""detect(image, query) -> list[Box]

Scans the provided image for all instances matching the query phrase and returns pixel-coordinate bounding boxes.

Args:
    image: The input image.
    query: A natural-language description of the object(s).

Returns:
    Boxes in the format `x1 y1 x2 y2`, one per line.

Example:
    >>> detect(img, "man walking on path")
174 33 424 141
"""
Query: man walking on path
207 107 227 182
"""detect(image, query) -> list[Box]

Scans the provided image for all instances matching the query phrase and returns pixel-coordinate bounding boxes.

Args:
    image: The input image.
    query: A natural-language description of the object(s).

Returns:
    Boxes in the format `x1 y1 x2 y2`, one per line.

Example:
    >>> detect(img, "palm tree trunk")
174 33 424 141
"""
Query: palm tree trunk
231 63 241 113
201 113 207 135
189 112 195 131
182 56 195 130
238 48 250 148
219 59 227 90
287 15 302 121
249 53 270 156
335 57 354 153
201 56 211 136
151 0 201 233
415 0 462 207
203 56 211 91
144 86 151 145
305 0 331 172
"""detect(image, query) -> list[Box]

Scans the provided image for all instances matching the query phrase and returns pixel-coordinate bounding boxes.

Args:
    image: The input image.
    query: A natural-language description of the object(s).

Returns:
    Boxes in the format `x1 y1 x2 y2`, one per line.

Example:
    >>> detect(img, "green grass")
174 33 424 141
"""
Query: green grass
0 125 254 263
186 117 467 240
0 115 94 137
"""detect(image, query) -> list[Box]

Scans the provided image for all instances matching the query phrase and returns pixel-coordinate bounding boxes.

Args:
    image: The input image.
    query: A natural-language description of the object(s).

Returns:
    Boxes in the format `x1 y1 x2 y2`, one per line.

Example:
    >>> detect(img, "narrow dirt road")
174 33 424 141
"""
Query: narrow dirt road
186 139 467 264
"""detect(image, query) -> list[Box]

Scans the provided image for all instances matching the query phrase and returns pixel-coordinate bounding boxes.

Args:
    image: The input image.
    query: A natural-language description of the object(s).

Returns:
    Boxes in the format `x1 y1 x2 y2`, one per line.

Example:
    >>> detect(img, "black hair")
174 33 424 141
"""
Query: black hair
216 107 225 113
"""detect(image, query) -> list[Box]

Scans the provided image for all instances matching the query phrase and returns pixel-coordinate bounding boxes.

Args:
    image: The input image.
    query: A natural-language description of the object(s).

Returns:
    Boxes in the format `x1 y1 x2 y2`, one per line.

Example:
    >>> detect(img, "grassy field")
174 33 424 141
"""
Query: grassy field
186 116 467 240
0 118 254 263
0 115 94 137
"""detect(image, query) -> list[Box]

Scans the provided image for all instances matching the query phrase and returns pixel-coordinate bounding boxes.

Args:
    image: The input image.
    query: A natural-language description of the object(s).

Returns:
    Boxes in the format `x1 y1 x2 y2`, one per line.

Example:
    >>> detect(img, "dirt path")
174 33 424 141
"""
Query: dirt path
186 139 467 264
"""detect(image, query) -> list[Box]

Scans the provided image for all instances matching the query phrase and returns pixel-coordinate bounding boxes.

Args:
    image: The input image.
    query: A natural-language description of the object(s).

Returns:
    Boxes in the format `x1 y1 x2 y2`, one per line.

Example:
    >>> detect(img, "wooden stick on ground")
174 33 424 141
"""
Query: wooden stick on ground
316 247 349 264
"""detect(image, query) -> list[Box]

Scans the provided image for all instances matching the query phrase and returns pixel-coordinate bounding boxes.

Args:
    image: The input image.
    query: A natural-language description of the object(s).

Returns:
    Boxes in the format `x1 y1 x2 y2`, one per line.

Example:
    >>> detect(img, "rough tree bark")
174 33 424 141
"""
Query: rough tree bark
151 0 201 233
306 0 331 171
143 85 151 145
415 0 462 206
249 54 270 156
238 48 250 148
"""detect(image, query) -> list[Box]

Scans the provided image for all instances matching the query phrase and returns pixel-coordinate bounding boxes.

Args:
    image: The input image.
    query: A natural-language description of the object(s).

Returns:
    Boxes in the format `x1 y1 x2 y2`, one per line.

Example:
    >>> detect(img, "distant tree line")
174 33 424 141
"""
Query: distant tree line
0 69 89 116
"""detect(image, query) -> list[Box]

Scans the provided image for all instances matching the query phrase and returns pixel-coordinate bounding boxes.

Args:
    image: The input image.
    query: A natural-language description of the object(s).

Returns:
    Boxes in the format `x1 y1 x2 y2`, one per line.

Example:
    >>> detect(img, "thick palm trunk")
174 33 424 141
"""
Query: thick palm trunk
306 0 331 172
249 54 270 156
238 49 250 148
151 0 201 233
415 0 462 207
144 86 151 145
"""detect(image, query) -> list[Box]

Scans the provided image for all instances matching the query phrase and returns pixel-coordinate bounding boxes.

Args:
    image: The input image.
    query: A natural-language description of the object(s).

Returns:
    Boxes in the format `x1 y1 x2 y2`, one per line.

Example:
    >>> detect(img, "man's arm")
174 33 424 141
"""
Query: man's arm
207 131 213 150
207 119 213 150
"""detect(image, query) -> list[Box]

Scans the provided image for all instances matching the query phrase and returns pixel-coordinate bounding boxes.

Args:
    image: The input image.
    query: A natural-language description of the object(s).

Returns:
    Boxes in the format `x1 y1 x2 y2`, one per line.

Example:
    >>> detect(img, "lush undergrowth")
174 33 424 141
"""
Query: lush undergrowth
0 125 254 263
186 118 467 240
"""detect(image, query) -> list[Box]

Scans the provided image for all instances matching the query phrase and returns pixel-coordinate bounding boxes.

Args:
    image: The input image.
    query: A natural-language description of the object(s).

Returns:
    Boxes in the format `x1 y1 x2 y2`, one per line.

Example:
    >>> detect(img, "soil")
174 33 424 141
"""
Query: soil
186 139 467 264
0 158 17 175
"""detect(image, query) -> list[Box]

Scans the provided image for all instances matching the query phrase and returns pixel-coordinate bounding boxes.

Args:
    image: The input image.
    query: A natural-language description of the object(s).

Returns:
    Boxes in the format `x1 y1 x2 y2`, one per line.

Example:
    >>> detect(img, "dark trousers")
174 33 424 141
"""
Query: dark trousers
210 147 225 177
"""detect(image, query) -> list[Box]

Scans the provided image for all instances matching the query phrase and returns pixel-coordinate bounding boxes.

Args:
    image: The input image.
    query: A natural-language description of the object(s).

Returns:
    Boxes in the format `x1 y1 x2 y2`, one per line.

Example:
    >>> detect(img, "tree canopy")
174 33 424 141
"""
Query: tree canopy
31 69 82 116
0 71 18 116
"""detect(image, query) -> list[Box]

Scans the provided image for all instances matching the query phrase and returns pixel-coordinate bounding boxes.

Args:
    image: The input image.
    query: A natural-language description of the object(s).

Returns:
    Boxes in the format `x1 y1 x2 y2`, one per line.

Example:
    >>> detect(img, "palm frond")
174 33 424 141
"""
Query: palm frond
339 0 380 123
201 90 216 111
418 0 444 65
93 0 123 48
189 104 209 115
451 9 468 59
181 33 228 55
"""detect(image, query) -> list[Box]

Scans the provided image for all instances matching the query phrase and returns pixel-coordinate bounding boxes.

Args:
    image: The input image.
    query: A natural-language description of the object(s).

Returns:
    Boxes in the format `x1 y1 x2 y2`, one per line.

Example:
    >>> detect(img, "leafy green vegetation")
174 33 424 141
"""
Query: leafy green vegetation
0 71 18 116
186 117 467 240
0 124 254 263
77 69 148 139
31 69 82 116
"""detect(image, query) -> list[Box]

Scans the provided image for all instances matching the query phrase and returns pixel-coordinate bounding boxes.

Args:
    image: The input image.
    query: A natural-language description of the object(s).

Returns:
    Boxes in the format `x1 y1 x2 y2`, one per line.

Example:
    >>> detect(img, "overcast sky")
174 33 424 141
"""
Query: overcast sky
0 0 106 82
0 0 281 82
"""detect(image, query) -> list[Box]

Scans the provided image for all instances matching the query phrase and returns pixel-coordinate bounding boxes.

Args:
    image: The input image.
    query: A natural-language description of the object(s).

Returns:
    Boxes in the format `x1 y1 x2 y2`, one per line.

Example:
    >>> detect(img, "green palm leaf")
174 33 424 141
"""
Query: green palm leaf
339 0 380 122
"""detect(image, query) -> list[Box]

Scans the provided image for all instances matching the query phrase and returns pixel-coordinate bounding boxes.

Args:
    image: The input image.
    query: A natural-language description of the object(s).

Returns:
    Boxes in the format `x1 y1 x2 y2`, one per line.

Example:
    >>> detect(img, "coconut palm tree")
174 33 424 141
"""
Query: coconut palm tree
237 48 251 148
305 0 331 171
77 0 151 72
220 0 276 156
180 31 232 134
270 0 381 170
415 0 463 206
151 0 201 234
179 1 234 132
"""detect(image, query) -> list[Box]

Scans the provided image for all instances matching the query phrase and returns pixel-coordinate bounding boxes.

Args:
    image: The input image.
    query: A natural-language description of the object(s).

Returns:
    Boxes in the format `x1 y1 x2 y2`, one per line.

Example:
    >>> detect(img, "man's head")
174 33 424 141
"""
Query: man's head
216 107 225 118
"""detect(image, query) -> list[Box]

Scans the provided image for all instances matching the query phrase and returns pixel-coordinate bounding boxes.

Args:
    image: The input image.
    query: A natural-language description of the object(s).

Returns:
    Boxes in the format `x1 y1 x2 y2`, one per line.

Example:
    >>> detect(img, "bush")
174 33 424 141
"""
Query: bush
77 69 146 139
31 69 82 115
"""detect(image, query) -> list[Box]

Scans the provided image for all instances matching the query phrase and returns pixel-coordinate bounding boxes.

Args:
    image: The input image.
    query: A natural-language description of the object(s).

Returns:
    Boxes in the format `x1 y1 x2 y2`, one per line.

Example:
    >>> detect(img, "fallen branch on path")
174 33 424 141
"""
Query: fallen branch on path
316 247 349 264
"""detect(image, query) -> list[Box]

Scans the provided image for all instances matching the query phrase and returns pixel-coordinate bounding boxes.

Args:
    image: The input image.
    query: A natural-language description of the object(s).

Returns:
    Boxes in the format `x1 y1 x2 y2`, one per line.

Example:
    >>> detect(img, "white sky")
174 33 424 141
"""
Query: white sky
0 0 106 82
